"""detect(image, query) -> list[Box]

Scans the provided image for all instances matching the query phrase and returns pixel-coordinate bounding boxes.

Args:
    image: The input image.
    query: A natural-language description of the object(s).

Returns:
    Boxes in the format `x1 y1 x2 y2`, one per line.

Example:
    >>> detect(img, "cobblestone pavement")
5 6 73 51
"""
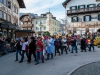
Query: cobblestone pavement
0 46 100 75
71 61 100 75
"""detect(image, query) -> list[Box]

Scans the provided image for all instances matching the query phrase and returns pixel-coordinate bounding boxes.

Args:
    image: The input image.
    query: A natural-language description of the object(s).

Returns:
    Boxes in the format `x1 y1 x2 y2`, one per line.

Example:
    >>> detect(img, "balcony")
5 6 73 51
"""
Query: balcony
21 24 33 28
67 7 100 15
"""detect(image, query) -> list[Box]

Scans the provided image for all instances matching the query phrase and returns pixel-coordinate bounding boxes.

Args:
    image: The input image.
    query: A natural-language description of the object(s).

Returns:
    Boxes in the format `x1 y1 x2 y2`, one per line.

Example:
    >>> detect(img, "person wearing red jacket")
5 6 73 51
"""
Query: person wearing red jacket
35 37 44 65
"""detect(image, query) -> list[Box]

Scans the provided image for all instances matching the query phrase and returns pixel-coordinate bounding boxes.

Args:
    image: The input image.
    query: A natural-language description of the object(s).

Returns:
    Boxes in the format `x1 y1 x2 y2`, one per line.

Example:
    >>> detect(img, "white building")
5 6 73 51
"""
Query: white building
0 0 25 37
63 0 100 35
33 12 60 35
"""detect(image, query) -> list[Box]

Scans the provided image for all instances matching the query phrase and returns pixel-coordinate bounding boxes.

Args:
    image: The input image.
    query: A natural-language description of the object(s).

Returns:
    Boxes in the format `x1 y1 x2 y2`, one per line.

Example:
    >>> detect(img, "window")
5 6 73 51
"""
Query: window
70 6 77 10
36 27 39 30
36 21 37 24
78 5 85 9
97 3 100 7
4 0 7 6
87 4 96 8
84 15 91 22
7 15 11 21
0 0 2 3
8 1 11 9
40 27 42 31
44 27 46 30
71 16 78 22
4 13 7 20
0 11 2 18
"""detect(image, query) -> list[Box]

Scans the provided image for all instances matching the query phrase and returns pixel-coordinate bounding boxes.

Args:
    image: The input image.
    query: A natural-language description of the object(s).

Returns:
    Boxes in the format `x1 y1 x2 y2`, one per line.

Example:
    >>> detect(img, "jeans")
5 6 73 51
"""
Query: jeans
16 50 22 60
89 44 94 51
36 51 44 64
71 46 78 53
21 50 28 62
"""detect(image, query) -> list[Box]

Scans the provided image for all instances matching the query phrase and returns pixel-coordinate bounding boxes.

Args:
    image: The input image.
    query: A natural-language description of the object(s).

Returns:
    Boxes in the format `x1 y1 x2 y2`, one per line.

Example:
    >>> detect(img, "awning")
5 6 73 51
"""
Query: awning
0 21 16 29
0 22 9 28
8 23 16 29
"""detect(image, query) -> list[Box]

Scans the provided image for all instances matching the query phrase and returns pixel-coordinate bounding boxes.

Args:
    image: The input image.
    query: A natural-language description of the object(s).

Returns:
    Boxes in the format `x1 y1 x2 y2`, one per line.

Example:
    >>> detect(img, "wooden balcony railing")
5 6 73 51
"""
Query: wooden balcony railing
67 7 100 15
21 24 33 28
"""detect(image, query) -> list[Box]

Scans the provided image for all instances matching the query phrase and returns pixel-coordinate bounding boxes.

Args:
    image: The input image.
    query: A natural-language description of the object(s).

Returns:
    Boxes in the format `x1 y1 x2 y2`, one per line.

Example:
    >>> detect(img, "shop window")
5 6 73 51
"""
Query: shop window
4 0 7 6
71 16 78 22
0 0 2 3
4 13 7 20
0 11 2 18
8 1 11 9
83 15 91 22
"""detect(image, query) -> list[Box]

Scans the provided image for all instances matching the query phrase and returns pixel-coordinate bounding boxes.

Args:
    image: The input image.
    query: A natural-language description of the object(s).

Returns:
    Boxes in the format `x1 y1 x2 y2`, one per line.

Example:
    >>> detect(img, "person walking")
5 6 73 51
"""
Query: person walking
89 37 95 52
80 36 86 52
71 37 78 53
15 39 22 61
61 37 68 54
27 37 36 64
54 38 60 56
46 36 54 60
19 38 28 63
35 37 44 65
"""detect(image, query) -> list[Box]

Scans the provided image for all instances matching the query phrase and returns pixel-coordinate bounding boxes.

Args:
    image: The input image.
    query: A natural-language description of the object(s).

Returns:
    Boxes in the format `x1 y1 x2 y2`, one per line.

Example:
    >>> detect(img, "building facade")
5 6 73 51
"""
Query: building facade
63 0 100 34
20 13 38 30
0 0 25 38
34 12 60 35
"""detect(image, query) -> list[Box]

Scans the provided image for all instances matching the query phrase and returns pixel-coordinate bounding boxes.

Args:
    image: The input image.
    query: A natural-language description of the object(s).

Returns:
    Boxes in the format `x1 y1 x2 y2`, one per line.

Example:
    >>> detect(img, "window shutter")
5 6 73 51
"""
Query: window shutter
89 16 91 21
77 17 78 22
87 5 89 8
78 6 80 9
71 17 73 22
83 16 85 22
70 7 72 10
75 6 77 9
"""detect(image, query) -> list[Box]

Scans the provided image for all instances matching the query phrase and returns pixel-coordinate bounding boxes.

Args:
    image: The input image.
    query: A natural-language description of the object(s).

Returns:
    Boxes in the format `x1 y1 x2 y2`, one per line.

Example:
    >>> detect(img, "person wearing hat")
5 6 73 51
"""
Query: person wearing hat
35 37 44 65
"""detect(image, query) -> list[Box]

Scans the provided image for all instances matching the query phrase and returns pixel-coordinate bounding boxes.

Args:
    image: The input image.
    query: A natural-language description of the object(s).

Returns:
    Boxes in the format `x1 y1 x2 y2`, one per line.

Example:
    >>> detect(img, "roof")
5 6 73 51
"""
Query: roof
62 0 71 8
20 13 38 20
17 0 26 8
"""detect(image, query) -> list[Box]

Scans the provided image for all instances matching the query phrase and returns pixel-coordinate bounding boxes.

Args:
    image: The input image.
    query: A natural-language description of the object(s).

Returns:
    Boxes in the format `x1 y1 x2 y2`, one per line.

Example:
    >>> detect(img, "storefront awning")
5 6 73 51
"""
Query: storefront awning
0 21 16 29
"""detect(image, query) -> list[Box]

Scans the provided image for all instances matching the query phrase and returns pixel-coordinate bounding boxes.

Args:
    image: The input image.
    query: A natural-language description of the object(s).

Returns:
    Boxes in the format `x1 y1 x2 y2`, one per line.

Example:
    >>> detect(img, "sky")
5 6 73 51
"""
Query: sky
20 0 66 20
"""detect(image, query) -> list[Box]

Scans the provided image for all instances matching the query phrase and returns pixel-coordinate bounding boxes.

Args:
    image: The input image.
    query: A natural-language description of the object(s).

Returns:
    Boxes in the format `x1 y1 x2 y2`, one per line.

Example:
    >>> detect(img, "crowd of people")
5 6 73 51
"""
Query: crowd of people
0 32 100 65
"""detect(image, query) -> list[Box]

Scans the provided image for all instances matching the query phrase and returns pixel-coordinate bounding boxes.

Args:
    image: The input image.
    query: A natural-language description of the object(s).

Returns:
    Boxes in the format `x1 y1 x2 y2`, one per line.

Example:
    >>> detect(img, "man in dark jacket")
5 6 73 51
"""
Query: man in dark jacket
27 37 36 63
54 39 60 56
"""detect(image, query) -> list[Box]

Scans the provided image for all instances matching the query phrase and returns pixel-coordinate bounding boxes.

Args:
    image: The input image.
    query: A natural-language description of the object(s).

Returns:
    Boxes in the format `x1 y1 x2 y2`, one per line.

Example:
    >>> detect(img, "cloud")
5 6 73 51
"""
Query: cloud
20 0 65 20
